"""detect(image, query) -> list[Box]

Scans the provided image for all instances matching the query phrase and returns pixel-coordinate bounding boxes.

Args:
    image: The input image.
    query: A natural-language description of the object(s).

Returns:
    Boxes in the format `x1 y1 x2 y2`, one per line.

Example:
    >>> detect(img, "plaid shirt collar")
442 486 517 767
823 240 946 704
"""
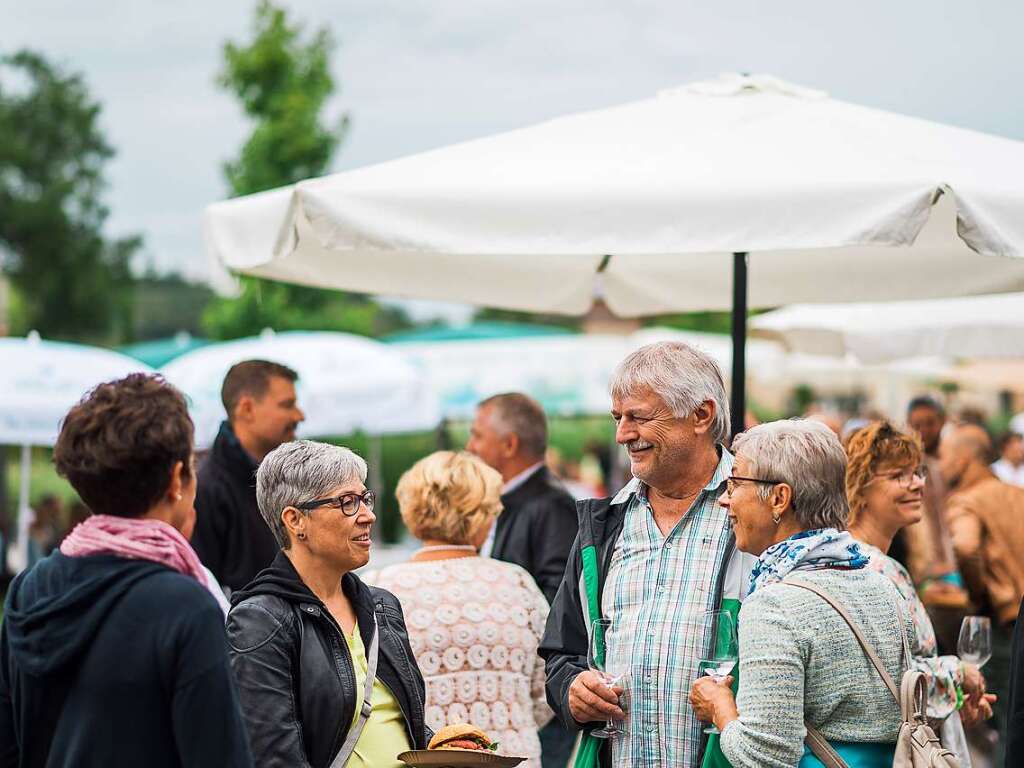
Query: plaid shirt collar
611 445 732 506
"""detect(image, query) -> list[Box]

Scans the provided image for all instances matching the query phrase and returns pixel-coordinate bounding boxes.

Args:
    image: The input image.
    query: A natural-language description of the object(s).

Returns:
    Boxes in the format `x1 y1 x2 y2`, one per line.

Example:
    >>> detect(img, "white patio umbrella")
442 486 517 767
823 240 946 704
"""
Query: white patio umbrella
160 330 440 448
0 332 155 572
204 73 1024 434
751 293 1024 363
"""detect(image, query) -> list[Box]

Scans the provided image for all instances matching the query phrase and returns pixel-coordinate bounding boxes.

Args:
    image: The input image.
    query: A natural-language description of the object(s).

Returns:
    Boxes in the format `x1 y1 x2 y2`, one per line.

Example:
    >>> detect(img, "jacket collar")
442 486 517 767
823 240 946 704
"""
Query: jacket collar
211 421 259 481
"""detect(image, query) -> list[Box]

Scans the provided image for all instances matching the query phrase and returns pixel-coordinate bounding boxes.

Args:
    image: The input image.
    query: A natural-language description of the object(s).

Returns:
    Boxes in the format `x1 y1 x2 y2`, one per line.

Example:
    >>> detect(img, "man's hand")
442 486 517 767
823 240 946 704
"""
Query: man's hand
569 671 625 724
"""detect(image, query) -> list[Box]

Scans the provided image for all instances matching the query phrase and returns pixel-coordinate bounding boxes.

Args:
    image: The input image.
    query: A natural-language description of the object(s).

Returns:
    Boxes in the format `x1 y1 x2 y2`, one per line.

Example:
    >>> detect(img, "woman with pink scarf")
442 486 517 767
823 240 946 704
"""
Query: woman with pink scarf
0 374 252 768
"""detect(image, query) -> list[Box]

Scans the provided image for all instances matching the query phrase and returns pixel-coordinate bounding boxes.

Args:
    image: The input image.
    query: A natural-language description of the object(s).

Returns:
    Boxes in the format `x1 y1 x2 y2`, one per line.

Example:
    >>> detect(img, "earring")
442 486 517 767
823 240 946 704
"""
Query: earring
174 493 182 502
297 531 306 540
771 512 782 525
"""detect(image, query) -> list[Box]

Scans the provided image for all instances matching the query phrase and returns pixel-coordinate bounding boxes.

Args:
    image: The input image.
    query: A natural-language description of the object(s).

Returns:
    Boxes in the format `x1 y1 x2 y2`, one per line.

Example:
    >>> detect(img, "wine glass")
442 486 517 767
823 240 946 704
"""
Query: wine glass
697 609 738 734
957 615 992 668
587 617 628 739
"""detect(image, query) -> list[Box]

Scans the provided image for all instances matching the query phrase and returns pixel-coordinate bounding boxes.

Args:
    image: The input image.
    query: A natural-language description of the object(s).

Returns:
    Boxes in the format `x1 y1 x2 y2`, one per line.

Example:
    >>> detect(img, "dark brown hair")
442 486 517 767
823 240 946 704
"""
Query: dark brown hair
844 420 922 526
53 374 194 518
221 359 298 420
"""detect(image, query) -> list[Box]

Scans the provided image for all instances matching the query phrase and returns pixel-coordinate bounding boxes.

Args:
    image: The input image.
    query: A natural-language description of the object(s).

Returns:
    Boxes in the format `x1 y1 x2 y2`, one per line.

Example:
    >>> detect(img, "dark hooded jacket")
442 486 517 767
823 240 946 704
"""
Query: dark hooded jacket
0 552 252 768
226 552 429 768
191 421 279 593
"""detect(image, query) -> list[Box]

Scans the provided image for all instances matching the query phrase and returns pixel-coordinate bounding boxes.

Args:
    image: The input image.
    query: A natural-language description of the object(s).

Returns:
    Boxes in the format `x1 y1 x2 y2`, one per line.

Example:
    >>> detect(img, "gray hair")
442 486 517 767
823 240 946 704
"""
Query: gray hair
256 439 368 548
731 419 849 530
479 392 548 458
610 341 730 443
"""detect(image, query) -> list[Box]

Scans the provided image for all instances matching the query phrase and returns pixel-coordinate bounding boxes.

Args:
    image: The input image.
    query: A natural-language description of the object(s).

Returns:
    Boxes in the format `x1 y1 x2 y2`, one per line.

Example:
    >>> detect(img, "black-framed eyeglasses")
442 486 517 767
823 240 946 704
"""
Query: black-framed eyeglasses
295 490 376 517
724 475 785 498
874 466 928 490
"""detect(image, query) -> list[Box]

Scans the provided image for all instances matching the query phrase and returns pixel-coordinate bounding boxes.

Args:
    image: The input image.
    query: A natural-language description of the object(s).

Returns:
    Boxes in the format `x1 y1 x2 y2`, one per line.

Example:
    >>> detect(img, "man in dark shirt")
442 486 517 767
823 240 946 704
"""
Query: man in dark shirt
191 360 304 593
466 392 579 768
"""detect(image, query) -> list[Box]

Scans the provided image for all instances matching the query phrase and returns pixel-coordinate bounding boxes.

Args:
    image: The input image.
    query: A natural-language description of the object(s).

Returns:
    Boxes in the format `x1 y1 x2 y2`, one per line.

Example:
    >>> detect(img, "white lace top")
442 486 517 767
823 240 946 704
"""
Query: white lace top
365 556 553 766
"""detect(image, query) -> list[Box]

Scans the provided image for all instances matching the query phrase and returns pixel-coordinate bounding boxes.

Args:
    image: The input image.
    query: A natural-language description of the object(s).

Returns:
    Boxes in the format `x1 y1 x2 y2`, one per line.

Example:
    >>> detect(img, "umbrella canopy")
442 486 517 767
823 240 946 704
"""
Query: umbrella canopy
0 333 155 447
206 73 1024 316
751 293 1024 363
160 330 440 447
204 73 1024 435
119 331 211 368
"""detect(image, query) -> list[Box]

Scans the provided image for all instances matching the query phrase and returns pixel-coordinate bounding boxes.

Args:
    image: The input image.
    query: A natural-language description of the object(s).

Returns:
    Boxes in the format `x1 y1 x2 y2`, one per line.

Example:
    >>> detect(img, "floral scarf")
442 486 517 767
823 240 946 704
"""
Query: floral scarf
747 527 868 596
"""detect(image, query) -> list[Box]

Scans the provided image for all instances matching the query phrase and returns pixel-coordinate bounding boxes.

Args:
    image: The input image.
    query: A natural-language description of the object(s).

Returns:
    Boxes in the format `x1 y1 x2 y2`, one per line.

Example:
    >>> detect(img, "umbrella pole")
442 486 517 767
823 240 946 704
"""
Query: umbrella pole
730 252 749 439
15 444 32 572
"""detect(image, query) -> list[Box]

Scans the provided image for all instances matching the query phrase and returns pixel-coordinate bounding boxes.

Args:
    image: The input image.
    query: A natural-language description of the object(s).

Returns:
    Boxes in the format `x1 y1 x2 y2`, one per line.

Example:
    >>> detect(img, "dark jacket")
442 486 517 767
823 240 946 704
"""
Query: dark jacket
538 494 736 767
1007 596 1024 767
192 421 278 592
493 465 579 603
0 552 252 768
226 552 429 768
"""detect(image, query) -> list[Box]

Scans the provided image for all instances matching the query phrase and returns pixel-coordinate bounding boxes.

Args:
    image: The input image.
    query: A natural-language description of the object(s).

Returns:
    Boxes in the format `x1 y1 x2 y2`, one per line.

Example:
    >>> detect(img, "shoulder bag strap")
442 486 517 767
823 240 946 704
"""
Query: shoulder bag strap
330 613 380 768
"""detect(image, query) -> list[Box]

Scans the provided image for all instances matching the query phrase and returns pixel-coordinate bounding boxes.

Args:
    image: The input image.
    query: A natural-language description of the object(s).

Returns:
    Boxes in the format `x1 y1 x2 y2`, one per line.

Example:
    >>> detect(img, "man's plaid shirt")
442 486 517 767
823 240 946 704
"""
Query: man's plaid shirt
602 448 751 768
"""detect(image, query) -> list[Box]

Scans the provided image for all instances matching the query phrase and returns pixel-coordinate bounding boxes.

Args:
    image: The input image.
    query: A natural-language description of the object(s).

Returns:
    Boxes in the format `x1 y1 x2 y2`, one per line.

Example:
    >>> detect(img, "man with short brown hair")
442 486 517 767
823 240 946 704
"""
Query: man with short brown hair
942 423 1024 764
192 360 305 592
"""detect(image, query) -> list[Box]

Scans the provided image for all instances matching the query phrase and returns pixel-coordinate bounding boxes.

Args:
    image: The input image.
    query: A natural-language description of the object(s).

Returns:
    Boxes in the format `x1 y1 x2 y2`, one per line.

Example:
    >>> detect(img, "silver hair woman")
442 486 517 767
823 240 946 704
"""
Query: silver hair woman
689 420 914 768
226 440 430 768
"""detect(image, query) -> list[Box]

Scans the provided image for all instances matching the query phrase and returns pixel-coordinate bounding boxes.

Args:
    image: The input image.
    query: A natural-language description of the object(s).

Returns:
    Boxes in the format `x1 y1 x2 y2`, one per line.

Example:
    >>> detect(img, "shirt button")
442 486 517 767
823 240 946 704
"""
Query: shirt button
665 542 673 549
657 585 666 593
647 725 657 733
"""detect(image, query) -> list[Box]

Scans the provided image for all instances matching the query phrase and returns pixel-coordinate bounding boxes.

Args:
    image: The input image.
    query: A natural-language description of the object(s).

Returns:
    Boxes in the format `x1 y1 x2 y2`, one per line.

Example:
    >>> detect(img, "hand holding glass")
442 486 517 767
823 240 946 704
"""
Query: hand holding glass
698 609 738 734
587 618 628 739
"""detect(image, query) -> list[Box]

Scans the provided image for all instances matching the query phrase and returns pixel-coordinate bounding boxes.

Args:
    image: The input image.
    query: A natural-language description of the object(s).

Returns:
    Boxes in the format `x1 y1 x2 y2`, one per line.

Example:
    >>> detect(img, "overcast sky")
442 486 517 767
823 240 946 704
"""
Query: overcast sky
5 0 1024 318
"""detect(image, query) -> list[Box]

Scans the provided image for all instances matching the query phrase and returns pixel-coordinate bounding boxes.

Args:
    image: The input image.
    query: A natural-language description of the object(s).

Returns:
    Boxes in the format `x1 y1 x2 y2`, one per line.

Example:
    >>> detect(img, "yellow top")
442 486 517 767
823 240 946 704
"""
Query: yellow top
343 627 411 768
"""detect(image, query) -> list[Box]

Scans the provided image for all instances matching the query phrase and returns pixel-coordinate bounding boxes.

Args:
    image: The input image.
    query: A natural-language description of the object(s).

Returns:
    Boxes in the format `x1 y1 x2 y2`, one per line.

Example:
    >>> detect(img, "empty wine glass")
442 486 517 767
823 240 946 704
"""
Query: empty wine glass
697 609 738 734
587 617 628 739
957 615 992 668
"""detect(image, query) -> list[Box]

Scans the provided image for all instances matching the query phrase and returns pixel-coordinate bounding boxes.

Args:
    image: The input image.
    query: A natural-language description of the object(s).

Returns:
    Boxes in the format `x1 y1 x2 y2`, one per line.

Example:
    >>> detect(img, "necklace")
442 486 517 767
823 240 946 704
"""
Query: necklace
415 544 477 554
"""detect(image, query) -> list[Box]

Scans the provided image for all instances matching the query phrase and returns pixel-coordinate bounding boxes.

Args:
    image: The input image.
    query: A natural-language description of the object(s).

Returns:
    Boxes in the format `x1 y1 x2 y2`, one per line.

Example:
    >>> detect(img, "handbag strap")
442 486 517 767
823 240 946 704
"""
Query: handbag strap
330 613 380 768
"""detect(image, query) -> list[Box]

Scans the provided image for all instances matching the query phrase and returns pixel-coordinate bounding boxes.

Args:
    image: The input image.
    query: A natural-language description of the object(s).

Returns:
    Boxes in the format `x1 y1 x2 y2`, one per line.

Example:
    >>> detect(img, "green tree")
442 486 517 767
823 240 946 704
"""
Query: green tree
0 51 139 342
204 0 409 340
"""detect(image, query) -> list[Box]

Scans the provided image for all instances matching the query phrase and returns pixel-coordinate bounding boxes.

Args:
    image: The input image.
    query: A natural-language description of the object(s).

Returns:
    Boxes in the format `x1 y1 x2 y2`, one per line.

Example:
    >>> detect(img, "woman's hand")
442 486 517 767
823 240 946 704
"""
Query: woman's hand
959 664 997 728
689 675 738 730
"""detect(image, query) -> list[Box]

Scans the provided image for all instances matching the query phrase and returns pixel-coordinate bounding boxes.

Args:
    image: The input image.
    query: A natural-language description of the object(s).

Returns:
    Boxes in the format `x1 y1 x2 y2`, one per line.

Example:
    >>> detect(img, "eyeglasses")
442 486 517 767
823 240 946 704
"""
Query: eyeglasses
724 475 785 498
295 490 376 517
874 467 927 490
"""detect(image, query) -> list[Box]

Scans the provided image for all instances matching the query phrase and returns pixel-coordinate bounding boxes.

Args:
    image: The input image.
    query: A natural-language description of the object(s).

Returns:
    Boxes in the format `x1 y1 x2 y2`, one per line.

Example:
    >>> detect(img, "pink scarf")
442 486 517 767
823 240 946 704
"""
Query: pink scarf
60 514 208 587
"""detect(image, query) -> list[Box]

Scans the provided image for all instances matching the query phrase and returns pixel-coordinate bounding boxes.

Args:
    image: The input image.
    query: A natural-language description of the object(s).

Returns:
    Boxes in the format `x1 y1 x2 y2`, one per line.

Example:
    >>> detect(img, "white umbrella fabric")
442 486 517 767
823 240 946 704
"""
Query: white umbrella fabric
160 330 440 448
0 333 155 572
204 73 1024 434
751 293 1024 363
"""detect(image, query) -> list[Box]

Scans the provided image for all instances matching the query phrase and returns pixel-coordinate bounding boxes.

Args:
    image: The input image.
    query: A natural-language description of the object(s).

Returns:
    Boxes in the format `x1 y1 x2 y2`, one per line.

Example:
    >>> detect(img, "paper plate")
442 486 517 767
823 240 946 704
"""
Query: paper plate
398 749 527 767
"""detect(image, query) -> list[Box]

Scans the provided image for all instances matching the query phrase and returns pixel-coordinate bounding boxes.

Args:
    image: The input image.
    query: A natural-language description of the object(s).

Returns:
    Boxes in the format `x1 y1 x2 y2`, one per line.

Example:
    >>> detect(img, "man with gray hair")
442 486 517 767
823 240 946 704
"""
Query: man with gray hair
540 341 756 768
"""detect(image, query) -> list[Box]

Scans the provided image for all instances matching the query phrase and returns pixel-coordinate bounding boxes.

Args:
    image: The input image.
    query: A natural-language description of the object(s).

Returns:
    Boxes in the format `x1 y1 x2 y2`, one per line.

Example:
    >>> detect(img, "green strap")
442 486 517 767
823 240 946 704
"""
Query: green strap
574 545 605 768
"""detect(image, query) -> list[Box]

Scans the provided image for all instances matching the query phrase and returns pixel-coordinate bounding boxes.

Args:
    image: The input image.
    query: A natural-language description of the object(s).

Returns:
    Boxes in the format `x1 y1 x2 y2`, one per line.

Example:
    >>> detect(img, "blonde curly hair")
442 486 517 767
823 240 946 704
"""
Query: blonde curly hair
396 451 503 545
844 420 923 526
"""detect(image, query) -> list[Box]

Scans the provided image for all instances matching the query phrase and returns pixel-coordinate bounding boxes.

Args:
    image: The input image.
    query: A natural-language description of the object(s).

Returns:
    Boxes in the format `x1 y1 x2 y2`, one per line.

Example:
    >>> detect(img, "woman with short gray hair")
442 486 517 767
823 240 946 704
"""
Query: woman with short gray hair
689 420 913 767
226 440 429 768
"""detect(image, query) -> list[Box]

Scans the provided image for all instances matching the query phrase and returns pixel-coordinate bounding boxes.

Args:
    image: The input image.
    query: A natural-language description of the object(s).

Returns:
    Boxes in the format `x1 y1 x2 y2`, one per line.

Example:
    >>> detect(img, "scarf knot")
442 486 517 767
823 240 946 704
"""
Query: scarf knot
60 514 208 587
747 527 867 596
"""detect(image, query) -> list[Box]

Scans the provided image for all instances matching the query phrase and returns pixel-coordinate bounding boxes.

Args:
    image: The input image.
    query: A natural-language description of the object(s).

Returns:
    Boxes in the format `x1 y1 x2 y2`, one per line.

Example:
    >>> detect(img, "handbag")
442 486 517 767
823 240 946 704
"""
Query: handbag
785 578 959 768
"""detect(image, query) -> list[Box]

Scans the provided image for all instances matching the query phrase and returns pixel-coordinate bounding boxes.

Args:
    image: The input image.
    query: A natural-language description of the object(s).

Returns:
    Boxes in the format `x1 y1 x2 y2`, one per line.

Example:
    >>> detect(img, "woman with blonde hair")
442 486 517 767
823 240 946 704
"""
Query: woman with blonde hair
845 421 995 762
366 451 553 767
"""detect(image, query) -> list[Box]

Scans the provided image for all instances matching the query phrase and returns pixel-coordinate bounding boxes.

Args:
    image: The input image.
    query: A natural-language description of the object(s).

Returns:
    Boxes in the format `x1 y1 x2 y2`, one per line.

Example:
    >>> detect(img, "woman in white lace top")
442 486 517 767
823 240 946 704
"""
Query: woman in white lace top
365 451 553 766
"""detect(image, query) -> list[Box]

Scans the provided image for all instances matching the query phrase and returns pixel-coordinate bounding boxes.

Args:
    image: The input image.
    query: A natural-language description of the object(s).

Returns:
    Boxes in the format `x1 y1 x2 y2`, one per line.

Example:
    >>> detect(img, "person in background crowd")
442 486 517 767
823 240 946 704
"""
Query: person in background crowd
845 421 994 763
367 451 552 767
541 341 755 768
466 392 578 768
192 359 305 593
690 420 909 768
27 494 61 566
942 423 1024 765
907 395 969 654
0 374 252 768
1006 596 1024 767
226 440 428 768
992 432 1024 487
